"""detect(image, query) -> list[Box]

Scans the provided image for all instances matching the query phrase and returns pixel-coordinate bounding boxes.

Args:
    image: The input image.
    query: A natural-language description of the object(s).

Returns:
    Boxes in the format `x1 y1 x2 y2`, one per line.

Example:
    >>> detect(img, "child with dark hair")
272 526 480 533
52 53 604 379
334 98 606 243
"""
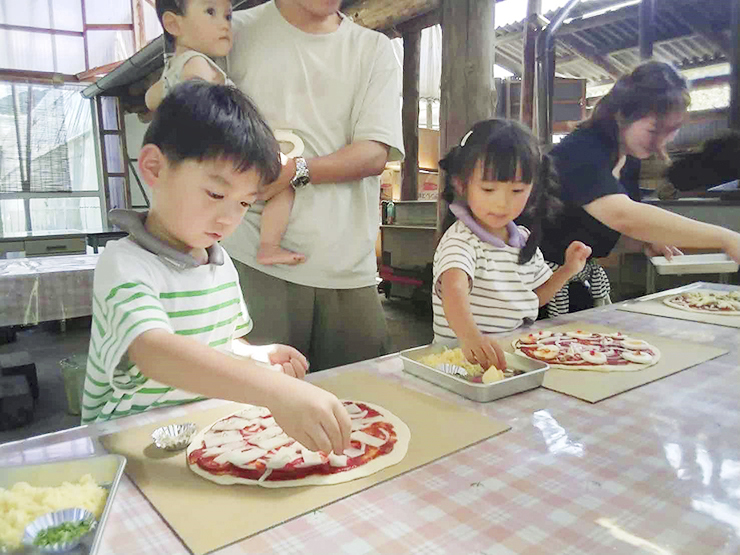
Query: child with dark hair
433 119 592 370
81 82 351 456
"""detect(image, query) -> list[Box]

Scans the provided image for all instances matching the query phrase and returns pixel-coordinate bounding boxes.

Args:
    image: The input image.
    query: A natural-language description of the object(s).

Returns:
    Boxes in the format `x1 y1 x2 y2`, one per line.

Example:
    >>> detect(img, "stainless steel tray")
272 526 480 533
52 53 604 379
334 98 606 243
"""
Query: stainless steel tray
400 343 548 402
0 454 126 554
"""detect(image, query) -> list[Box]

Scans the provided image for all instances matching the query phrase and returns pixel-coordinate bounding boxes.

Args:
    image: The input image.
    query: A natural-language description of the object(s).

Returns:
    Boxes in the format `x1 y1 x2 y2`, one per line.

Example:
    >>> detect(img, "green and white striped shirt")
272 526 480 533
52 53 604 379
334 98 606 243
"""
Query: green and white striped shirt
81 238 252 424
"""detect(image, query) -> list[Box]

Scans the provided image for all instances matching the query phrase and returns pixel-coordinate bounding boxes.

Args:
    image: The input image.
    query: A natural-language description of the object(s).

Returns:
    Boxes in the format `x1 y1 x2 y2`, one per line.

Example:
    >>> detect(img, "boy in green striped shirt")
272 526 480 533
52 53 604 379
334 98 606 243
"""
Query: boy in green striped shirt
81 82 350 455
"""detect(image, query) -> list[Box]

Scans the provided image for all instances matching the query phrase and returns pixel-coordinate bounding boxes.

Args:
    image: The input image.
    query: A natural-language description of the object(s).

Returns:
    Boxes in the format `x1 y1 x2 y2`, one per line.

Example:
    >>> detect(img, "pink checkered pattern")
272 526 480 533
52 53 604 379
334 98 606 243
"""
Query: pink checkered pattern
0 255 98 326
2 283 738 554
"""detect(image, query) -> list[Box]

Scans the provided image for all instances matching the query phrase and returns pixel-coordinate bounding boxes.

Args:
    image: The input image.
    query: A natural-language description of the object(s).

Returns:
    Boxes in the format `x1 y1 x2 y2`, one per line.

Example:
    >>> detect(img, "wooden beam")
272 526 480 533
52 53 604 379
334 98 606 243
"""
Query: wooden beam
132 0 147 51
76 61 124 82
343 0 438 31
0 23 82 36
0 69 77 84
558 35 623 80
520 0 541 128
672 5 731 57
439 0 496 224
401 29 421 201
384 9 440 38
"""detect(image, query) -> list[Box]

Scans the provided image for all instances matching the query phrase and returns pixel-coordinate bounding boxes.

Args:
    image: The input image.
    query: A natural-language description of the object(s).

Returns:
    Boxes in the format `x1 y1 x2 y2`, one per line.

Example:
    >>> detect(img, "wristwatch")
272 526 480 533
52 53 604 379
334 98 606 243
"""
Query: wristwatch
290 156 310 189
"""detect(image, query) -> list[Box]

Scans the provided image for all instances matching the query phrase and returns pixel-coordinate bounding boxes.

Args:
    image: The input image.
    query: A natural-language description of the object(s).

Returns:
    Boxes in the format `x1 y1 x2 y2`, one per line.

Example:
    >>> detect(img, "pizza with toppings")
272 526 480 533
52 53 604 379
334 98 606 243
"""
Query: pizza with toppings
663 290 740 315
512 330 661 372
186 401 410 487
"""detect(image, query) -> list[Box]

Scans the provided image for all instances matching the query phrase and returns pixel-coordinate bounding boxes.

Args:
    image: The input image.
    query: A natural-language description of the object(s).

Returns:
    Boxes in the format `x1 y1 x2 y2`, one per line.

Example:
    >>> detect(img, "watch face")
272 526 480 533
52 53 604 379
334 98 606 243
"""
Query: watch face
291 175 309 188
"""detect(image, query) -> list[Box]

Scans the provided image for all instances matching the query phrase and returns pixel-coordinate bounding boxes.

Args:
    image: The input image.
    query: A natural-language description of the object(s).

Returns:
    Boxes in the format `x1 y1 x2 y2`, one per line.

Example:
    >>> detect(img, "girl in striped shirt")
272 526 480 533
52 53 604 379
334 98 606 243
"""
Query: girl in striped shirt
433 119 591 370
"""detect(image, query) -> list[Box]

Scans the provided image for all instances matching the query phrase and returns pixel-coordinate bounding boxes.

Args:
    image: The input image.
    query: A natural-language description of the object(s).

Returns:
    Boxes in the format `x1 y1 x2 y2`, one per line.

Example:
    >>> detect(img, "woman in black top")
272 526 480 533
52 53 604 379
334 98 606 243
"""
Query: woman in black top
539 61 740 316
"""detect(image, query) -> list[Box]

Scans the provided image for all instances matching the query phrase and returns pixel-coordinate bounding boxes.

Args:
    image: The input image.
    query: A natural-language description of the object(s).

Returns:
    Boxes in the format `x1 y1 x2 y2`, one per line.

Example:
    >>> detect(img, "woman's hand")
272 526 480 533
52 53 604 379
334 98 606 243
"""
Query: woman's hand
459 331 506 371
644 243 683 260
562 241 592 275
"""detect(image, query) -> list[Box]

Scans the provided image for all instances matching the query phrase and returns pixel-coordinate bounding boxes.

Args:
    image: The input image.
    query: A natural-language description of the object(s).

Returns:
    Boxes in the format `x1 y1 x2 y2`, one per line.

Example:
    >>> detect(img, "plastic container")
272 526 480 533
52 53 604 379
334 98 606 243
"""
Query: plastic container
60 354 88 416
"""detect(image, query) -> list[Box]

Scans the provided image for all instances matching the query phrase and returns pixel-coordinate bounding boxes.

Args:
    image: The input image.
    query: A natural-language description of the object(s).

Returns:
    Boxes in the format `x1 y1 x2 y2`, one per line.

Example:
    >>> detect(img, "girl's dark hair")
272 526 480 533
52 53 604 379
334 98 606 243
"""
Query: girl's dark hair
580 60 690 165
156 0 188 53
438 118 562 264
143 80 281 184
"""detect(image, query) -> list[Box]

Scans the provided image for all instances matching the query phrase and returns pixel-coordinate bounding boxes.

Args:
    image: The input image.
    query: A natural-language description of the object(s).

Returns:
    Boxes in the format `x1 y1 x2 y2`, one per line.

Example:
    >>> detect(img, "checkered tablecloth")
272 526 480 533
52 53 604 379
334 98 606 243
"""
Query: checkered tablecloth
0 254 98 327
2 282 738 554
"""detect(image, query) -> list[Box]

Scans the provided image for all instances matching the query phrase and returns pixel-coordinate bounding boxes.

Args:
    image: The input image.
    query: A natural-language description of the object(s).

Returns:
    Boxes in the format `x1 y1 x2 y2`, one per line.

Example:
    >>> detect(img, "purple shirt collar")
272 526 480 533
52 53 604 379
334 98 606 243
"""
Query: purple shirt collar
449 202 526 248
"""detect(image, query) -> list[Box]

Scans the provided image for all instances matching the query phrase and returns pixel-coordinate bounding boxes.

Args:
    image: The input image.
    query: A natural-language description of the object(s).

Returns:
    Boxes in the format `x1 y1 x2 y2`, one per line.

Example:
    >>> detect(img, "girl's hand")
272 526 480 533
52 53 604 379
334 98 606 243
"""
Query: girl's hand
563 241 592 275
460 332 506 371
644 243 683 260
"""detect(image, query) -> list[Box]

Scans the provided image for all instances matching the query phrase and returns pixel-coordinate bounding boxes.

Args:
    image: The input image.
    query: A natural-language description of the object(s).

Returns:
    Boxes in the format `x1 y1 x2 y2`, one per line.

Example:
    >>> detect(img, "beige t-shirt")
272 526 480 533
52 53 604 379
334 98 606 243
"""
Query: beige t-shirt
224 1 404 289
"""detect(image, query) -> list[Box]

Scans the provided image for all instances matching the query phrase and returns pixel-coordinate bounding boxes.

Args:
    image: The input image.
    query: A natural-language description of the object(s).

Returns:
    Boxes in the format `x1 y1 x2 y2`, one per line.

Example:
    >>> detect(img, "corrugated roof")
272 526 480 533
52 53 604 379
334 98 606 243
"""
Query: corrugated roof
494 0 733 85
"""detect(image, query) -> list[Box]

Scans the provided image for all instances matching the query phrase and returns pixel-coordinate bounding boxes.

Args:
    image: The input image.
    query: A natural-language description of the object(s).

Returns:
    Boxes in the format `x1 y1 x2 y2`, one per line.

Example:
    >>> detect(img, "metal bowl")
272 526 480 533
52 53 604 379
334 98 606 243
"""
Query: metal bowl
151 422 197 451
22 508 97 553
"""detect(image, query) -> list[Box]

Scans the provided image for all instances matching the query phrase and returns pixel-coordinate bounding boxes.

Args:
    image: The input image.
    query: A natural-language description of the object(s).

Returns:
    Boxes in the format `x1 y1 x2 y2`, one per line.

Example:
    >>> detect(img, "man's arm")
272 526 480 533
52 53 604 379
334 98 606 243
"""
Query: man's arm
259 140 390 201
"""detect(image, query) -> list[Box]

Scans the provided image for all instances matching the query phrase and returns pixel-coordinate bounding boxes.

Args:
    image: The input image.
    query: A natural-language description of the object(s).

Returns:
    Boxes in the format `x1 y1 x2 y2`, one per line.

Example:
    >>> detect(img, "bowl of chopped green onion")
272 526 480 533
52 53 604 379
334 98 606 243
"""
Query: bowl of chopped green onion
22 508 97 553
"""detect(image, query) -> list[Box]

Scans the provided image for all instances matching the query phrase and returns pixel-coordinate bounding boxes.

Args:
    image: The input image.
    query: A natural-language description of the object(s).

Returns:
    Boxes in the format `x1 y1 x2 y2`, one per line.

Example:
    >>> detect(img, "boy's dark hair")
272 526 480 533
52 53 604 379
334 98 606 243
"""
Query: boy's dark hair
156 0 187 52
438 118 562 264
143 80 281 184
580 60 690 166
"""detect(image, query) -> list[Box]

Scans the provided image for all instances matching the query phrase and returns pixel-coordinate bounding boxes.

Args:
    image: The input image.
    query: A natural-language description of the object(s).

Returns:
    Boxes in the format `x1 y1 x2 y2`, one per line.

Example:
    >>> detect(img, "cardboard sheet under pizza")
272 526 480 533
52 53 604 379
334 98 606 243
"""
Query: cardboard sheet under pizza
617 295 740 328
101 372 510 555
501 321 728 403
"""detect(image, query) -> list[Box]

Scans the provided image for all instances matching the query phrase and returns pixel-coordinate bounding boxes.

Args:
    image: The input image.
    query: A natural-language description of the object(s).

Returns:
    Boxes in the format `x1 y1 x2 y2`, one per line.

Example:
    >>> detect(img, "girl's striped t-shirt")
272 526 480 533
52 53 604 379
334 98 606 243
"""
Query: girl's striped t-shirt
432 220 552 342
81 238 252 424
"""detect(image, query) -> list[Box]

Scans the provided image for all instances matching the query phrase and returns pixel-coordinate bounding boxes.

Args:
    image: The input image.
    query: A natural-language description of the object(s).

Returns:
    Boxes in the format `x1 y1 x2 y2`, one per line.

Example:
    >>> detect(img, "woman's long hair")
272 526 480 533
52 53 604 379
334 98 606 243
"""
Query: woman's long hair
580 60 690 165
438 119 562 264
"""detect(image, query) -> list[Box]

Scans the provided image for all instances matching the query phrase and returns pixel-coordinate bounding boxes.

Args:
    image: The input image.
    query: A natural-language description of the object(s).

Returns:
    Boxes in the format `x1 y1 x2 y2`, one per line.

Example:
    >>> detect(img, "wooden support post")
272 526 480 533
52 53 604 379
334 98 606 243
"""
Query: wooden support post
731 0 740 130
639 0 655 60
520 0 541 129
439 0 496 225
401 29 421 201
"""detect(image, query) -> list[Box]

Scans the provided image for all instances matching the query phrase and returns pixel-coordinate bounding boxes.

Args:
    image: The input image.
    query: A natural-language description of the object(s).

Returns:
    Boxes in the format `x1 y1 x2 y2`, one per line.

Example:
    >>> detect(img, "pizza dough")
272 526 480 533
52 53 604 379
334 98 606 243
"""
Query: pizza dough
186 401 410 488
513 330 661 372
663 290 740 316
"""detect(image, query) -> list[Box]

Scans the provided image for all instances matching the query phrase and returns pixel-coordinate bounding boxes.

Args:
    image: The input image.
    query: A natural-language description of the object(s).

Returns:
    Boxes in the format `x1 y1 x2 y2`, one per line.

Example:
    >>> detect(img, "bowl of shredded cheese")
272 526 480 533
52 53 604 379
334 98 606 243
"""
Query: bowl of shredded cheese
151 422 197 451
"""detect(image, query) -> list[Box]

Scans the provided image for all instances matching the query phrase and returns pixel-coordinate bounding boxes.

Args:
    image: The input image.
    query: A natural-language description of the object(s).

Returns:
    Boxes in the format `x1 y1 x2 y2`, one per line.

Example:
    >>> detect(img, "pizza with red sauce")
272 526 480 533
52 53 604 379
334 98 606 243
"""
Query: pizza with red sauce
186 401 410 487
663 290 740 315
513 330 661 372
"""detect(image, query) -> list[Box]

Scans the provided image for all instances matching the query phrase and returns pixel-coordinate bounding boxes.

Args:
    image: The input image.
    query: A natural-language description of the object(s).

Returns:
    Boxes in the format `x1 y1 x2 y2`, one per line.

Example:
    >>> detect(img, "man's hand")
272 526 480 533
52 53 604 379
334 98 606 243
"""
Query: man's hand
563 241 592 275
259 155 296 201
459 331 506 371
644 243 683 261
267 378 351 454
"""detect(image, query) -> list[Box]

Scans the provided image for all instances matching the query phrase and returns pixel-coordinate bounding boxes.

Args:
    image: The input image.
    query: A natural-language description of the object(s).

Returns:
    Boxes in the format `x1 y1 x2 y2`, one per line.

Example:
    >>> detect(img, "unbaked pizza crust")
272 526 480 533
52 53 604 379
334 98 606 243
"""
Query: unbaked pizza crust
663 290 740 316
187 401 410 488
512 335 661 372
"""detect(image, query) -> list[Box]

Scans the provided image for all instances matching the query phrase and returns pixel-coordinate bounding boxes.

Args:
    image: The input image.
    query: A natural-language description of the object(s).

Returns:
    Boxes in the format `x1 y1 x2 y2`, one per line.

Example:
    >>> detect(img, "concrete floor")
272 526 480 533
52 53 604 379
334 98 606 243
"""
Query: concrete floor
0 295 433 445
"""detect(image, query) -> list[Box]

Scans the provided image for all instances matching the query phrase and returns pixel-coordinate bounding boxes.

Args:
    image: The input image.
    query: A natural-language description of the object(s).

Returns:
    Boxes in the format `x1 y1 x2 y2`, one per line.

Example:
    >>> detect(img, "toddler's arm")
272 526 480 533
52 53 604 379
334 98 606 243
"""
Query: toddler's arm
439 268 506 370
128 329 349 454
534 241 592 306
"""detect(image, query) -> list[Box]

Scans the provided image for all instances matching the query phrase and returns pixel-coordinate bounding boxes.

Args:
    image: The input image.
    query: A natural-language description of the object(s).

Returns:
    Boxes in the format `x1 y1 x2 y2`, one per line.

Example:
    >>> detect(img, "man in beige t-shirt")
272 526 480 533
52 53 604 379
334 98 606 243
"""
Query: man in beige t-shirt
224 0 404 371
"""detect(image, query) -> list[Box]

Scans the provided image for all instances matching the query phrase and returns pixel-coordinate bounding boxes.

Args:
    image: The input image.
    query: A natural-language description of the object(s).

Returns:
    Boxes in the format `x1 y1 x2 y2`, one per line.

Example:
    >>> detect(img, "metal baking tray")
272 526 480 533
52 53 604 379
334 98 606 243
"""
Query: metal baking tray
400 343 548 402
650 253 739 275
0 454 126 554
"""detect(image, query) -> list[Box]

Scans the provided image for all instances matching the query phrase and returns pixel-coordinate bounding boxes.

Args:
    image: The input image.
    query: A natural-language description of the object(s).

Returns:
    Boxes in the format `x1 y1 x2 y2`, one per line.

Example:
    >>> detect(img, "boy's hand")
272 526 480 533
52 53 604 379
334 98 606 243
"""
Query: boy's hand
563 241 592 275
459 331 506 371
266 344 309 378
268 378 351 454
